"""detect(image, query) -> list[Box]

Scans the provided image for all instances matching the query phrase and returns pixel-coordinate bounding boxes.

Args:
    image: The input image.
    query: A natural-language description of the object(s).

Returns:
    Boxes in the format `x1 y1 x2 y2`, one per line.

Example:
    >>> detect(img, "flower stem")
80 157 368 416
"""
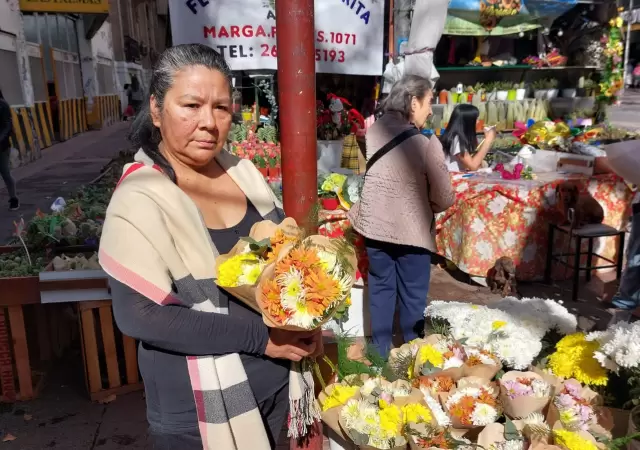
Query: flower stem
313 361 326 392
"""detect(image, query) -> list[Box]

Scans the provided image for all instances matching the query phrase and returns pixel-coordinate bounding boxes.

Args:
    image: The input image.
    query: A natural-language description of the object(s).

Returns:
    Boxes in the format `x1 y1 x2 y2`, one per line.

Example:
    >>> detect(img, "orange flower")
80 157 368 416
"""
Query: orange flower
304 266 341 305
265 229 297 263
260 278 288 324
276 247 321 275
466 355 483 367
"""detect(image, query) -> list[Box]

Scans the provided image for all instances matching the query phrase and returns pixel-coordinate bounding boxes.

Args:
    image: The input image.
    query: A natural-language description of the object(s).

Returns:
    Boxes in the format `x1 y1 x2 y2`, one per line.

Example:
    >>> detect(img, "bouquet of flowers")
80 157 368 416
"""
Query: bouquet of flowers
550 381 598 433
412 375 454 428
215 217 300 304
587 321 640 373
413 335 467 380
547 333 608 387
257 234 357 329
317 93 363 141
463 347 502 380
408 426 473 449
499 371 552 419
318 377 363 440
441 379 502 428
339 389 434 449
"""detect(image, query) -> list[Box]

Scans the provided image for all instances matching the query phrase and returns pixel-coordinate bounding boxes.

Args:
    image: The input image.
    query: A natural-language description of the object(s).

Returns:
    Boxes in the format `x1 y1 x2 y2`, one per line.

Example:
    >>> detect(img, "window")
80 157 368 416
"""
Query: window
23 14 39 43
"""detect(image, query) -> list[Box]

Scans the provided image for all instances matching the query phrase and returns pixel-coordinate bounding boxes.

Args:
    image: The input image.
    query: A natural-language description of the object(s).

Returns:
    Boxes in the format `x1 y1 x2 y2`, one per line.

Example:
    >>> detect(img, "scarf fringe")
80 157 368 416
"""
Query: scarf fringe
287 365 321 439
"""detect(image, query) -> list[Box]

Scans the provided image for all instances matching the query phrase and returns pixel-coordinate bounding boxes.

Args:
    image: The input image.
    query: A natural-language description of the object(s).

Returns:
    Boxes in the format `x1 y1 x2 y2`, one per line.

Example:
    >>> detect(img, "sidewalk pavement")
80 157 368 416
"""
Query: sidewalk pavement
0 123 132 243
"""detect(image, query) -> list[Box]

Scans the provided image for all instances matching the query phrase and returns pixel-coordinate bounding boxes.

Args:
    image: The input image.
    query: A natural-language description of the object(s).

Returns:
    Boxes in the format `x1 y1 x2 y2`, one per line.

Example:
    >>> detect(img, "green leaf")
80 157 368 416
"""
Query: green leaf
420 362 436 376
348 430 370 446
504 418 522 441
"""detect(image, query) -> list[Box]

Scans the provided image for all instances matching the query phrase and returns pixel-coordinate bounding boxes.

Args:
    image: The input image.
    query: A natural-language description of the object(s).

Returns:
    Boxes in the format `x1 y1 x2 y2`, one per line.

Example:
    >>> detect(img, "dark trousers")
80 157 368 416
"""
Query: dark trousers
149 383 289 450
365 238 431 357
613 203 640 310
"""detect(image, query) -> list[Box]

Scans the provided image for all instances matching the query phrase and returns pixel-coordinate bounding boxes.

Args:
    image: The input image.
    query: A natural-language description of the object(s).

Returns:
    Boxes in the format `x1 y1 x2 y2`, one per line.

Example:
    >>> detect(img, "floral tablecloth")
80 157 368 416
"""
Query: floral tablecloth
436 173 633 281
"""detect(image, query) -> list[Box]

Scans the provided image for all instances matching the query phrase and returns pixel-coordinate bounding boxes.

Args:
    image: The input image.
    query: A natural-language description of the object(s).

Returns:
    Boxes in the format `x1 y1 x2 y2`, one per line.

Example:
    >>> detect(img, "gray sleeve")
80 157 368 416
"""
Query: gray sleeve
109 277 269 356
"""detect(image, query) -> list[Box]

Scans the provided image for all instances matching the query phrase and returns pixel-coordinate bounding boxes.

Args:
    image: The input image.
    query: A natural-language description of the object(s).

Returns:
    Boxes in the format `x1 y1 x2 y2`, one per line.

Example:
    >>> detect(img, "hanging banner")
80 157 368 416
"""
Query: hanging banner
169 0 384 76
445 0 577 34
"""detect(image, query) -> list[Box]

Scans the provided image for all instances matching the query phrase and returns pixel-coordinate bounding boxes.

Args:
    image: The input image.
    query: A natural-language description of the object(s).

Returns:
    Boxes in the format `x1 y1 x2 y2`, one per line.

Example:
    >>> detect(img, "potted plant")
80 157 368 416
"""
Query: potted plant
317 94 359 174
485 82 497 101
495 82 511 101
252 154 269 177
241 106 253 122
319 190 339 210
533 78 559 99
515 82 527 101
562 83 577 98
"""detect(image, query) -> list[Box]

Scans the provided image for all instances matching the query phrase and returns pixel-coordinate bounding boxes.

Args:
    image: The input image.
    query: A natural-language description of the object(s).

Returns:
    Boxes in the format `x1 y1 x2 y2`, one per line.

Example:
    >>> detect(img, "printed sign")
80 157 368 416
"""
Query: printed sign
169 0 384 76
19 0 109 14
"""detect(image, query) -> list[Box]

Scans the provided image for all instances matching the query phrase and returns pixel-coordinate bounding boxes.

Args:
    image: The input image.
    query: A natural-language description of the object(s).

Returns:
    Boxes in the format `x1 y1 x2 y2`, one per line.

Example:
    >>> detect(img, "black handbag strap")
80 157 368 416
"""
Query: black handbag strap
365 127 421 173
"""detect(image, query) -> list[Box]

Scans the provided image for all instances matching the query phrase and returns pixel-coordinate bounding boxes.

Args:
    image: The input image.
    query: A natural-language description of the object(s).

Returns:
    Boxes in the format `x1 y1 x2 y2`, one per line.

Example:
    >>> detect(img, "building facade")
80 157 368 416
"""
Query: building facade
0 0 167 167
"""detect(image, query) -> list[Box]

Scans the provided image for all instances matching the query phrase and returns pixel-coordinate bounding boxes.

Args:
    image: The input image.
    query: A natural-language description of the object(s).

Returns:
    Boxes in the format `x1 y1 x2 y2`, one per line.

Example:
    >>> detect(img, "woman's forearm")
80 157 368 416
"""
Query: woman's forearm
459 138 493 171
109 278 269 356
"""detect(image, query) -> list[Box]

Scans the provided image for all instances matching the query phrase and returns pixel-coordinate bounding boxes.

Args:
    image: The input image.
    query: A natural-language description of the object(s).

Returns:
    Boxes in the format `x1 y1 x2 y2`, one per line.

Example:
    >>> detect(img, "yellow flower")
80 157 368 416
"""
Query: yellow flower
217 253 263 287
616 17 623 27
492 320 507 330
553 429 598 450
548 333 608 386
402 403 432 425
320 384 358 411
417 345 444 369
379 403 403 439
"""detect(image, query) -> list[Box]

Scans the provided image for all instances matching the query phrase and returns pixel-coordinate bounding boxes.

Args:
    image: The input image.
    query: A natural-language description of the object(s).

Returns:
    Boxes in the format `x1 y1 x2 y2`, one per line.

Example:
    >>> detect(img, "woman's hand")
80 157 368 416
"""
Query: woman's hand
265 328 324 362
483 126 497 142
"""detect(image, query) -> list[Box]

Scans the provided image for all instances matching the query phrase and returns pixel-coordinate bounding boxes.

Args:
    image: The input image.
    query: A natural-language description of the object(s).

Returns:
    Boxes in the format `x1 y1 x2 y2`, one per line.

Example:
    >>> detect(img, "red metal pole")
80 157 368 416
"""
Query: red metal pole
277 6 323 450
276 0 318 231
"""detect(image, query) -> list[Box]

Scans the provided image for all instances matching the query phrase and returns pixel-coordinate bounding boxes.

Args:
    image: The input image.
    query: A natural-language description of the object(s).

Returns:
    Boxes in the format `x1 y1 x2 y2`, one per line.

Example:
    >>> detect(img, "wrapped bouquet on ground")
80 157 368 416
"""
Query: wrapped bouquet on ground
315 297 640 449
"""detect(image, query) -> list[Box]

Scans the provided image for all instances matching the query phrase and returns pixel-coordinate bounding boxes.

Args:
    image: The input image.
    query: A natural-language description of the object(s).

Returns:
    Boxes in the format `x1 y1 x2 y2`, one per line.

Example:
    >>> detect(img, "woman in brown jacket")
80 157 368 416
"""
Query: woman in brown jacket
348 75 455 357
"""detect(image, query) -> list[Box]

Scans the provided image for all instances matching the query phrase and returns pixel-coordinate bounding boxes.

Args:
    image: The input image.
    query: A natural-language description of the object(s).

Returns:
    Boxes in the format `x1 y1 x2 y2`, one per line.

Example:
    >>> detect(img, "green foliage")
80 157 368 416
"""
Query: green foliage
229 123 249 142
256 125 278 143
0 250 47 277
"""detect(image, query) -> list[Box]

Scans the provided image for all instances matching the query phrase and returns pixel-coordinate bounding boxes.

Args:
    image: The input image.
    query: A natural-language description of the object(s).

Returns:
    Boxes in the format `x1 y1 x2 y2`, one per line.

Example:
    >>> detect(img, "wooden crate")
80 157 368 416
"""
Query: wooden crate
77 300 143 401
0 302 74 402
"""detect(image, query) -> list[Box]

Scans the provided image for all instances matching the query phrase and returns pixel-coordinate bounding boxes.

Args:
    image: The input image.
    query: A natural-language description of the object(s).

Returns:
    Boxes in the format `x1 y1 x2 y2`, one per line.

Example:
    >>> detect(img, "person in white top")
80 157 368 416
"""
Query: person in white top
441 104 496 172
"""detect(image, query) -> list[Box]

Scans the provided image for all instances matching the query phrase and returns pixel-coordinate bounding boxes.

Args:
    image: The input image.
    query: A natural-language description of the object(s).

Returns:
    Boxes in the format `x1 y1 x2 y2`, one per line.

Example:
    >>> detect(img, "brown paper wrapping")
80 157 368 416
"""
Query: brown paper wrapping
462 361 502 381
318 383 360 440
214 217 300 311
255 234 358 330
499 371 552 419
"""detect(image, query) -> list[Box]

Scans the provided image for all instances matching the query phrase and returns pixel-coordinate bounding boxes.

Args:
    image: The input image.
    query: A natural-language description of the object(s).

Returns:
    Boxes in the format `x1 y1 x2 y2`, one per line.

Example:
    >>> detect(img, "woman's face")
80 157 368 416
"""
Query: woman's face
410 91 433 128
151 65 232 169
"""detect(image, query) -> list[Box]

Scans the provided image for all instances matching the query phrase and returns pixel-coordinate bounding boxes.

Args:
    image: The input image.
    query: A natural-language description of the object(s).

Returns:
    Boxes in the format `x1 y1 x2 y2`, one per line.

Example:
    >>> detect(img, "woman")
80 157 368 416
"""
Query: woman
441 104 496 172
348 75 455 357
130 75 144 113
0 89 18 210
99 44 321 450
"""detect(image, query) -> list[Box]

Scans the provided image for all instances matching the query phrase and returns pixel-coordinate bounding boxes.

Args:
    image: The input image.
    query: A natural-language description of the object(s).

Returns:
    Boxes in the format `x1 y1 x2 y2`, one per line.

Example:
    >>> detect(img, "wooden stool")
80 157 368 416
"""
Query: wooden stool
544 222 626 303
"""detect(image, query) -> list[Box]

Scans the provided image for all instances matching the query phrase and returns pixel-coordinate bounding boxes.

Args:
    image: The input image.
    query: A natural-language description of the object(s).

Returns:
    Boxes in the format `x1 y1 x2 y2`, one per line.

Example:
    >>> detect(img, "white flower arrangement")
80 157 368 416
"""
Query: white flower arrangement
587 321 640 372
425 298 577 369
489 441 524 450
360 377 411 398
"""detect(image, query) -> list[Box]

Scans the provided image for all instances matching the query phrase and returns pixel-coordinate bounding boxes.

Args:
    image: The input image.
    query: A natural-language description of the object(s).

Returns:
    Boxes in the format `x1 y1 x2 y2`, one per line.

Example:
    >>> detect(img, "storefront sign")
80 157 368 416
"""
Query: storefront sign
19 0 109 14
169 0 384 76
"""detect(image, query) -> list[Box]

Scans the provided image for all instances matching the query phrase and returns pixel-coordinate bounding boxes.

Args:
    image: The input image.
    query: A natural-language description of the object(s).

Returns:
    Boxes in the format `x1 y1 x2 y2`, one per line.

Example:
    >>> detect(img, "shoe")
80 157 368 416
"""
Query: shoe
8 197 19 211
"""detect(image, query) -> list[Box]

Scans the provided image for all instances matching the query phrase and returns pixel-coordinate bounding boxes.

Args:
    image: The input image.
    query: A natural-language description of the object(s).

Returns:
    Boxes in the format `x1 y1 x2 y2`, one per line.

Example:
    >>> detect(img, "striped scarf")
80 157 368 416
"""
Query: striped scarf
99 149 316 449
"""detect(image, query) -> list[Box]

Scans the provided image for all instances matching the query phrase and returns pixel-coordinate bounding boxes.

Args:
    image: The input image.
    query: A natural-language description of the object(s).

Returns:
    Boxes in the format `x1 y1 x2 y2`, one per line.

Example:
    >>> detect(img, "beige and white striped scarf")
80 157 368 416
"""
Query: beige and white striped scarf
99 149 317 449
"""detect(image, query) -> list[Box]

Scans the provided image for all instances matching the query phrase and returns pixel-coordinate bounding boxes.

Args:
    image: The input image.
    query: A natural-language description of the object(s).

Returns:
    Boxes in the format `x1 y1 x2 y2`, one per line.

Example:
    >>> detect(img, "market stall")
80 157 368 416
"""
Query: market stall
436 172 632 281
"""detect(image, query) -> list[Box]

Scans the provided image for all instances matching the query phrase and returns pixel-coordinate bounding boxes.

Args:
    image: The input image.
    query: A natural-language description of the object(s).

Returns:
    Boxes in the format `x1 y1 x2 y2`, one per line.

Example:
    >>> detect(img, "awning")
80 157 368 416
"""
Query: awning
444 0 578 36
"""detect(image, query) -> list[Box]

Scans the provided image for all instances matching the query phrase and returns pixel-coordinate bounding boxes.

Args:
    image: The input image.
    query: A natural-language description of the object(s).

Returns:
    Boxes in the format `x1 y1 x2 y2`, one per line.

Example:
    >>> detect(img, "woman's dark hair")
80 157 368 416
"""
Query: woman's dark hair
441 104 479 158
377 75 433 120
128 44 232 183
